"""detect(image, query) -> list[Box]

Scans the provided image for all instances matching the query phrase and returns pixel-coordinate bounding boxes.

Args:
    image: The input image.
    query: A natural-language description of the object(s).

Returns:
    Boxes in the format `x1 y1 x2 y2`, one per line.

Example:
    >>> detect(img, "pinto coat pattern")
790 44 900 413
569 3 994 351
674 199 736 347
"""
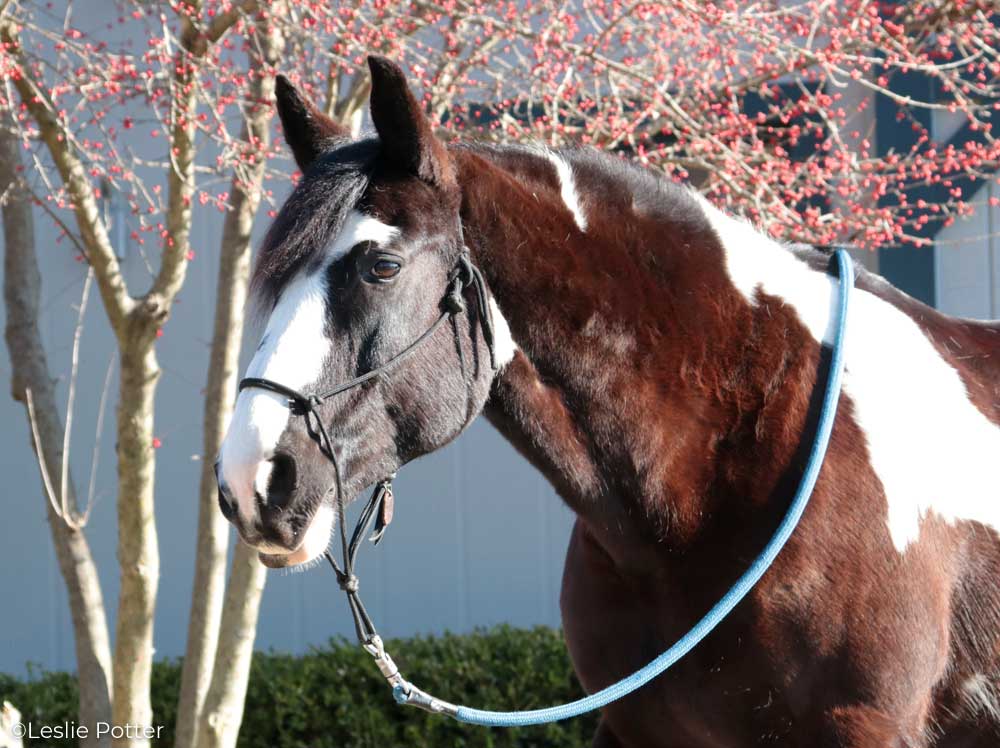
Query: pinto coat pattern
215 57 1000 747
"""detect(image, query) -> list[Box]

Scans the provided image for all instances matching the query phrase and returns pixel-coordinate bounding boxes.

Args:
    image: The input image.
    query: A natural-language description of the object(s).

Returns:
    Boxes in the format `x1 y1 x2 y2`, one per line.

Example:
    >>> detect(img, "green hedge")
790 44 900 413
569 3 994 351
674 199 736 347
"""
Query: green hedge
1 626 597 747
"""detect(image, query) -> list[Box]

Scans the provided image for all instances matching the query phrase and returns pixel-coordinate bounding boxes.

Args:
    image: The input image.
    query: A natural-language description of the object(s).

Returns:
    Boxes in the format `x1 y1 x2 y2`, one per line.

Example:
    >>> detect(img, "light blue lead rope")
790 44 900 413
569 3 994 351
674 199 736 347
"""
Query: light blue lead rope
383 249 854 727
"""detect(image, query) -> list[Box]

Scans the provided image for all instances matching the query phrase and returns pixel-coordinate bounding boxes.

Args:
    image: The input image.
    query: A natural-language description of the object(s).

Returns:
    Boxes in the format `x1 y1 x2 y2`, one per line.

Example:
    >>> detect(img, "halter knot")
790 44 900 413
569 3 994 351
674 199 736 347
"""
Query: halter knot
444 287 467 314
288 394 318 416
337 573 360 594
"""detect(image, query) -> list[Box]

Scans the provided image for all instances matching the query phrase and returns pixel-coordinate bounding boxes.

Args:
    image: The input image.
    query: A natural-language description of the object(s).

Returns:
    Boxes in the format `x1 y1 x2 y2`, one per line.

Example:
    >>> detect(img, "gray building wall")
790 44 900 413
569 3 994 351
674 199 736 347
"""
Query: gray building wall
0 183 575 676
931 109 1000 319
934 180 1000 319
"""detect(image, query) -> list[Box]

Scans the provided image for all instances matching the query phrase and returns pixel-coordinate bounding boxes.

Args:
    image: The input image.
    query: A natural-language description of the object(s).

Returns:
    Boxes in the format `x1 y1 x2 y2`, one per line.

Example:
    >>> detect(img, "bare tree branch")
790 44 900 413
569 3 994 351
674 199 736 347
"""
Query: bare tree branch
1 112 114 748
205 0 260 46
59 266 93 527
0 18 133 332
150 0 261 309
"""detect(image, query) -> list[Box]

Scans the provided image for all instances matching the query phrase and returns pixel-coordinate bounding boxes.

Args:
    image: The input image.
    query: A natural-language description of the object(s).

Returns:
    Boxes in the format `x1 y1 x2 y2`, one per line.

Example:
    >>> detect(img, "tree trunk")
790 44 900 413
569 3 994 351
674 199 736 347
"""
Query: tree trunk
170 159 252 748
1 122 114 748
175 9 286 748
111 333 160 748
195 544 266 748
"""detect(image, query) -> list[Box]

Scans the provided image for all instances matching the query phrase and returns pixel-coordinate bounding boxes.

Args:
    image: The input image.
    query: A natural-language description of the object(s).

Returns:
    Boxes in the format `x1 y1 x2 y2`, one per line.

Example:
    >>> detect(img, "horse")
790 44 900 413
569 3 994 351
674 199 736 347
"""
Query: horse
215 56 1000 747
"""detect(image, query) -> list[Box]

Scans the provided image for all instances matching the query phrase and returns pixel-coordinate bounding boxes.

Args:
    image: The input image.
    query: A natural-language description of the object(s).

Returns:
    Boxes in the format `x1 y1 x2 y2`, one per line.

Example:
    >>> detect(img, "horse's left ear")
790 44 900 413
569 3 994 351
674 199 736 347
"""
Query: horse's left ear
367 56 456 189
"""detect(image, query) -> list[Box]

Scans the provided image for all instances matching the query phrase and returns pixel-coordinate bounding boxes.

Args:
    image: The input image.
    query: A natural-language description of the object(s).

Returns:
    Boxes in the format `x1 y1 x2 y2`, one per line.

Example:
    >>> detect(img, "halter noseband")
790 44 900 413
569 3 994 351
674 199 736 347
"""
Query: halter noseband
238 245 497 648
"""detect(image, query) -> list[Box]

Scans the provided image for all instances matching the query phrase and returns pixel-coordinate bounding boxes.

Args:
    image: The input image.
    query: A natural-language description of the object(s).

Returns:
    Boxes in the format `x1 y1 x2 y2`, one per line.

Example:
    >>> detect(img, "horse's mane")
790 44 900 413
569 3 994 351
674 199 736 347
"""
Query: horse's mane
252 137 709 316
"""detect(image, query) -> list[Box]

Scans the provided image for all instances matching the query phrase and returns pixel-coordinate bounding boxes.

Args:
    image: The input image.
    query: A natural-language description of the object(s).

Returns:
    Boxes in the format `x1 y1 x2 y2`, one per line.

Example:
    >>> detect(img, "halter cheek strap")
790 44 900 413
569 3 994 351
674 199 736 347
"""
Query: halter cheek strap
238 246 497 646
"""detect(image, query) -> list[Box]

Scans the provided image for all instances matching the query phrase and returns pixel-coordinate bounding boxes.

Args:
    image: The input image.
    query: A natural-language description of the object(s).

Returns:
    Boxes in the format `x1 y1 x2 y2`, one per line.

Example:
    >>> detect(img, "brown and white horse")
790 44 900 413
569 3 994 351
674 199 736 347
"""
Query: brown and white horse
216 57 1000 747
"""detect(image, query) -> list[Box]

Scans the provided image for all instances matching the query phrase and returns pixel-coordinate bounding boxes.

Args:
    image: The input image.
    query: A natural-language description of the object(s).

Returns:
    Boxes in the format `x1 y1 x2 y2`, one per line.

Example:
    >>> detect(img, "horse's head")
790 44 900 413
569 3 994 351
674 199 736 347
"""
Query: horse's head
216 57 508 568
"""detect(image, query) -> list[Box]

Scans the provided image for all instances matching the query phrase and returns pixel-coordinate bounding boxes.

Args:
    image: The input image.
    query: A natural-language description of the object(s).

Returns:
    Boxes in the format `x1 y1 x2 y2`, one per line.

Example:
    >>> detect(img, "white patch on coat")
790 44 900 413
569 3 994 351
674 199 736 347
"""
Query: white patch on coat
541 148 588 232
290 502 335 565
696 194 1000 552
963 674 1000 722
218 210 398 522
489 297 517 368
254 504 335 569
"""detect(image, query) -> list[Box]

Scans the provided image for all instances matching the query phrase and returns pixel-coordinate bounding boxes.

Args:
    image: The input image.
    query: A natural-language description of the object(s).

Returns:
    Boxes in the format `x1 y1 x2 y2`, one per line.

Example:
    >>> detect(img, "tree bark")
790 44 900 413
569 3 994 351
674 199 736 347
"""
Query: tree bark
174 8 285 746
1 121 114 748
110 334 160 748
194 544 266 748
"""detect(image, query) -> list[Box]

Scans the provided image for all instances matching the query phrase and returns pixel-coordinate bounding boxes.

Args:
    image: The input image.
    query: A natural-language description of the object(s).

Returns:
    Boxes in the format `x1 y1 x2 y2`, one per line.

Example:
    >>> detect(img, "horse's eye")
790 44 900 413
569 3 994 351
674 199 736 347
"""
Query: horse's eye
369 259 401 281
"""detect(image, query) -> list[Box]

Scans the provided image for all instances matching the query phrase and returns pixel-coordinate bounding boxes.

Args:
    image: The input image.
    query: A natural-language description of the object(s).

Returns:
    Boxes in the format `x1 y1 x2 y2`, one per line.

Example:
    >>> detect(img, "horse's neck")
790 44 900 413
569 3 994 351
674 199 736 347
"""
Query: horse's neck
455 148 816 558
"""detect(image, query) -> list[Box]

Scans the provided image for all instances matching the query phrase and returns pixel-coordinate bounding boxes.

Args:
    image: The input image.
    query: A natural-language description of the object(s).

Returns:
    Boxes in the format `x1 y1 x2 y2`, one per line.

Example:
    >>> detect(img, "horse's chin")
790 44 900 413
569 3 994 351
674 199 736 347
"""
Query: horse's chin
257 503 334 569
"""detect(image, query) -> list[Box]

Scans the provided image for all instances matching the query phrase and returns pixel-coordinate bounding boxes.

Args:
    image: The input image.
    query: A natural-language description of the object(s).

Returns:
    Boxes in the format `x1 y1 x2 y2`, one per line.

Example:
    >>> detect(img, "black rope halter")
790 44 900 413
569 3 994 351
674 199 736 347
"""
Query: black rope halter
238 244 498 651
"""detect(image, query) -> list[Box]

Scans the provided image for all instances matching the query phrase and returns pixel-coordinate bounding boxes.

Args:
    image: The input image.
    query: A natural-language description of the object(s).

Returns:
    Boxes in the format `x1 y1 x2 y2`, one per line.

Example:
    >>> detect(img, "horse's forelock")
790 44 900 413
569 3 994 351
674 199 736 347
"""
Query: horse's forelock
250 139 380 318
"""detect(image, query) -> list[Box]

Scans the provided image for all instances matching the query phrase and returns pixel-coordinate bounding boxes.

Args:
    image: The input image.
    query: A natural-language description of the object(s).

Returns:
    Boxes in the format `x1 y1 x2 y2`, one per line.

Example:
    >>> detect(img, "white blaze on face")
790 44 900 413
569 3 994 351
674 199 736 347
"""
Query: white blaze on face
221 270 329 522
218 210 399 526
697 193 1000 552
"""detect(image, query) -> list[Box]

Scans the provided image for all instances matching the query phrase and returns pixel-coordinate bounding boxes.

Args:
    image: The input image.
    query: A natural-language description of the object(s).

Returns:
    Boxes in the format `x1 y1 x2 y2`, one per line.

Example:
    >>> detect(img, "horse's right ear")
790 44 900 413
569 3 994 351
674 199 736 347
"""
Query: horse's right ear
367 56 455 188
274 75 350 172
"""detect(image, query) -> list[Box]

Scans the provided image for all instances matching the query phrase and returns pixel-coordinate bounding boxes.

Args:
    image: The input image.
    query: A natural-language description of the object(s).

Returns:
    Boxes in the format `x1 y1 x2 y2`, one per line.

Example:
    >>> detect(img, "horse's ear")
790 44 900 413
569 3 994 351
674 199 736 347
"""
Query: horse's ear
275 75 350 172
367 56 455 189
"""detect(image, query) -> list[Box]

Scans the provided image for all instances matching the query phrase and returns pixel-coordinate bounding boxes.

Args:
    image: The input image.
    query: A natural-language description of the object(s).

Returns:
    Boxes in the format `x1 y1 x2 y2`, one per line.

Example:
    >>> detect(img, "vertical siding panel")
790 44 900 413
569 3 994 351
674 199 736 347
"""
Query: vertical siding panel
48 539 58 670
378 445 464 638
934 183 991 319
373 509 386 637
537 473 550 624
462 422 529 628
985 179 1000 319
453 425 469 631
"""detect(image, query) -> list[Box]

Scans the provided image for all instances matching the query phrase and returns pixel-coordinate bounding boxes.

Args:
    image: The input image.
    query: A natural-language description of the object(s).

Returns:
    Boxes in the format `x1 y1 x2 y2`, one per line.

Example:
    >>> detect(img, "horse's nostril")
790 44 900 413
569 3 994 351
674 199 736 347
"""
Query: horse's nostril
217 485 236 522
215 463 238 522
264 452 297 512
